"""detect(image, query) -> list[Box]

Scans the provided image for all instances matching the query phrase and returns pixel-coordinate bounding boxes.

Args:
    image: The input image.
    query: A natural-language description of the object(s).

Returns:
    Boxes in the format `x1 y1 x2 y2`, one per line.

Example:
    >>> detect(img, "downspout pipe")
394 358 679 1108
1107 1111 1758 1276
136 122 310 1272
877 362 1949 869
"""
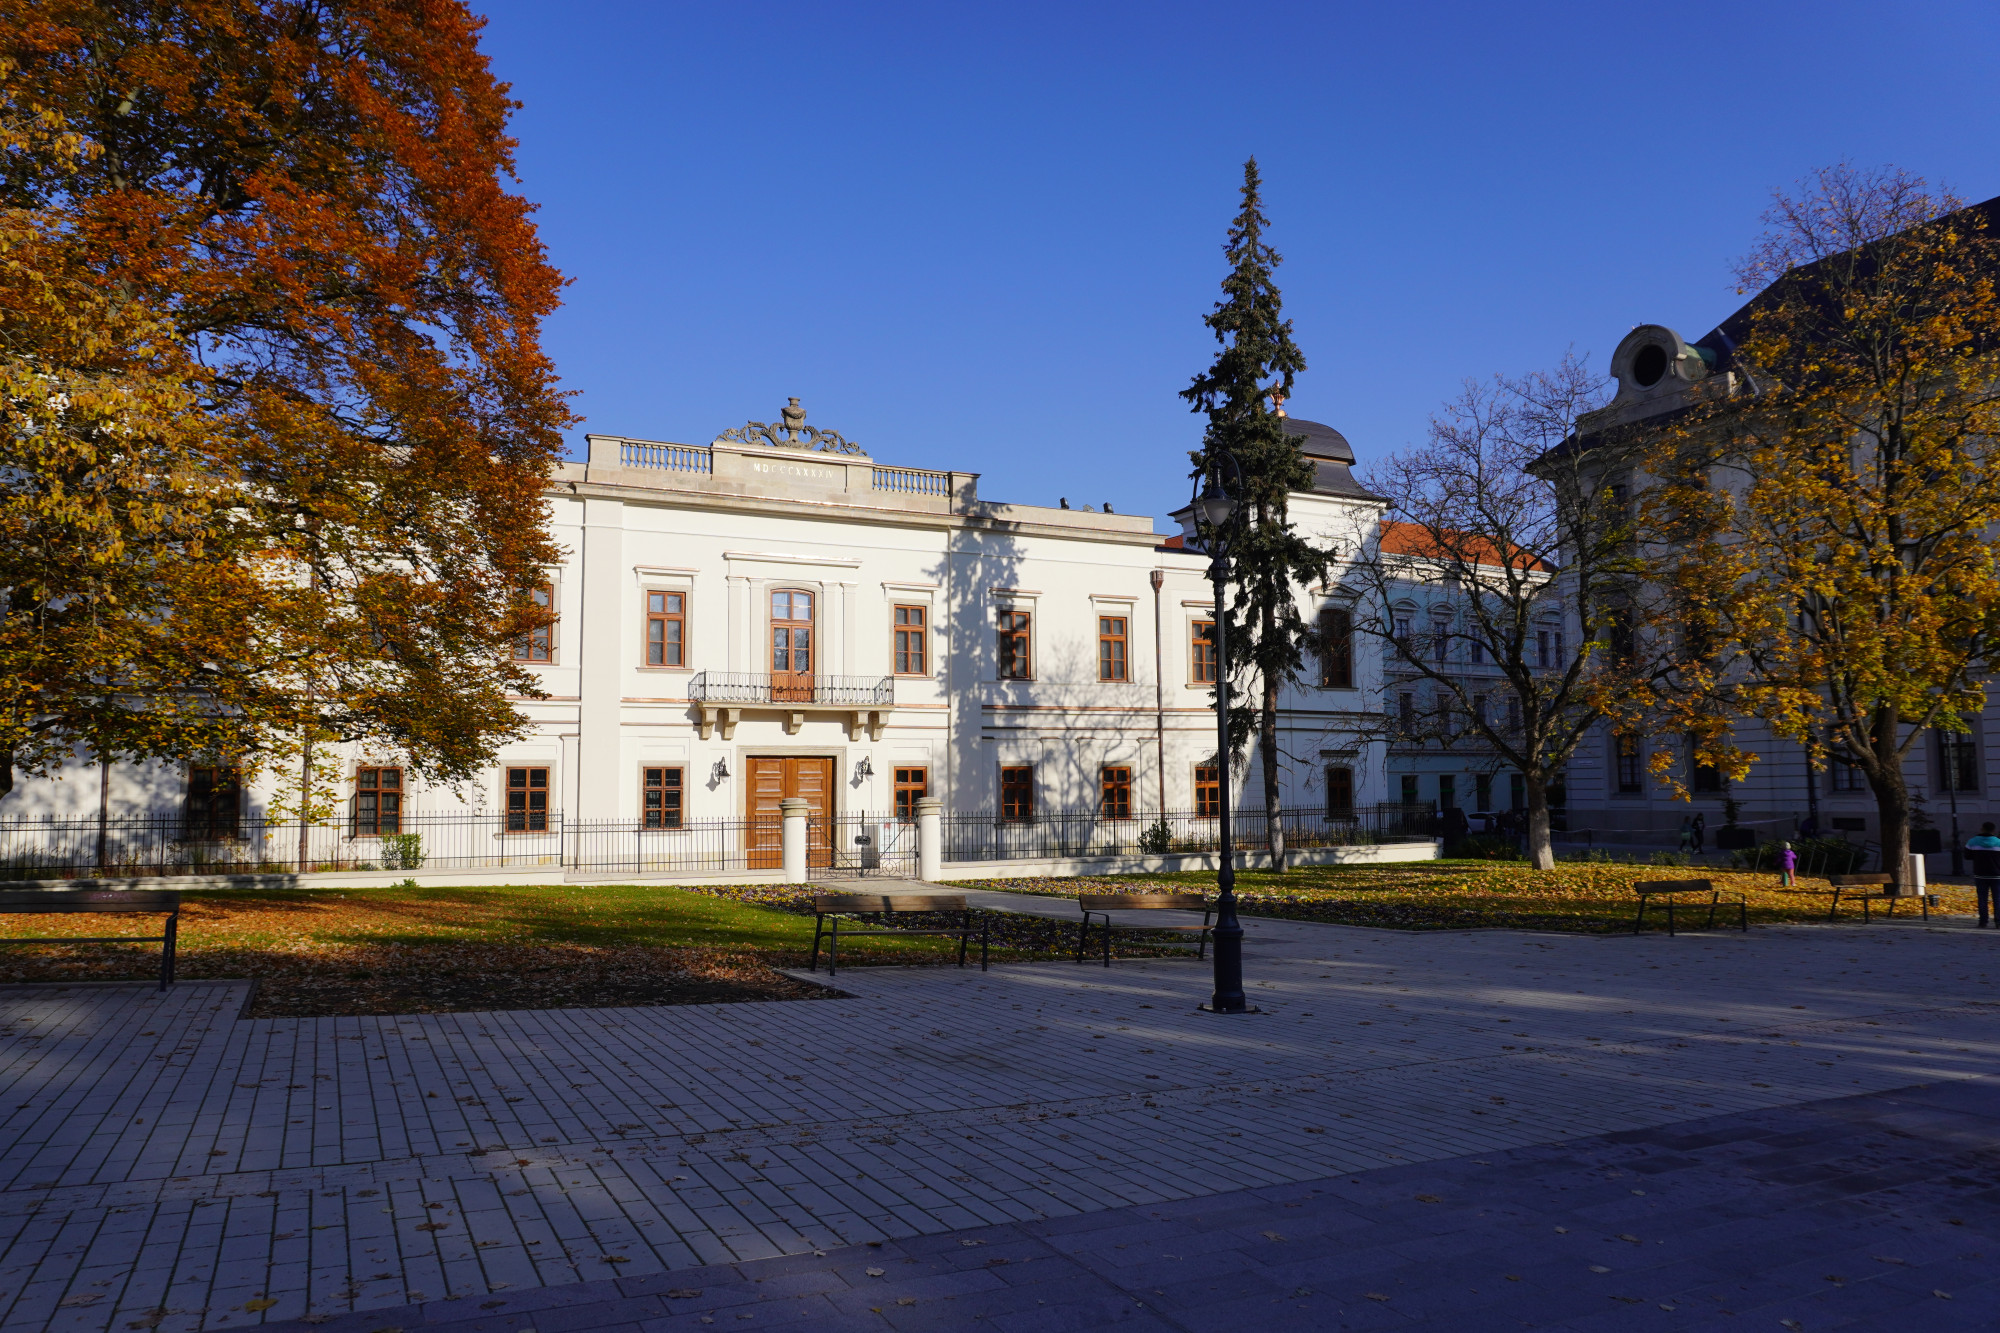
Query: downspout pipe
1151 569 1166 815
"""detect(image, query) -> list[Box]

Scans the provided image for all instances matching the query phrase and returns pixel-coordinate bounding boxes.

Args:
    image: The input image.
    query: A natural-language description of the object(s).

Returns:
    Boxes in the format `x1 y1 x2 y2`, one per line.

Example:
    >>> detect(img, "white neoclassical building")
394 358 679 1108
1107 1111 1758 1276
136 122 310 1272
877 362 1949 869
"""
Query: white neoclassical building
8 403 1446 870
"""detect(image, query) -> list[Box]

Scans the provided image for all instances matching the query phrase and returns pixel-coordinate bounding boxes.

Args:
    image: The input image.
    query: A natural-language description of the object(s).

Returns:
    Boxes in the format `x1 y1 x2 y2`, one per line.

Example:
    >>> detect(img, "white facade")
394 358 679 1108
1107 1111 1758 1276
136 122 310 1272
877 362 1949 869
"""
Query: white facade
8 410 1412 832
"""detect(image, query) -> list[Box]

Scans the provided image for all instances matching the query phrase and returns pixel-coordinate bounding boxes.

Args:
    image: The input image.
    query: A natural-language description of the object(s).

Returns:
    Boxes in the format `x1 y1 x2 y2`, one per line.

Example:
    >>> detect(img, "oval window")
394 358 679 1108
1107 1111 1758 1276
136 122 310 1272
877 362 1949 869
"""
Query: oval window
1631 344 1668 387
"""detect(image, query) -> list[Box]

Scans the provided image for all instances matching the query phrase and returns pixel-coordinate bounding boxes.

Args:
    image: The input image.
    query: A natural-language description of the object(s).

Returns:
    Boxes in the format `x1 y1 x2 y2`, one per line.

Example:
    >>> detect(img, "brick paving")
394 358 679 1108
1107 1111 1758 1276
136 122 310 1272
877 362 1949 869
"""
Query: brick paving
1 912 1997 1331
255 1077 2000 1333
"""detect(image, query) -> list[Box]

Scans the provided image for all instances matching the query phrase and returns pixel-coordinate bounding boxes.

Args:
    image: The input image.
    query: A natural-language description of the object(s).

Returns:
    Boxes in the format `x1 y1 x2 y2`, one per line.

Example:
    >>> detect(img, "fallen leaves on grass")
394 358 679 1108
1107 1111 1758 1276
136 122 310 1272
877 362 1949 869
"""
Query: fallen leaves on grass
964 864 1975 933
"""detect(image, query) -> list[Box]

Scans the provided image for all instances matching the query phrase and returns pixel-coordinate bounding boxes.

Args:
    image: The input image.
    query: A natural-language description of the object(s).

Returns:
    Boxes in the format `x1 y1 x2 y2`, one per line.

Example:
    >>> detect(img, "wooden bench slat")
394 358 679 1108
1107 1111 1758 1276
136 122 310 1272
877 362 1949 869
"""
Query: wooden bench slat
0 892 179 989
1077 894 1209 910
1631 880 1714 895
813 894 966 913
1828 874 1893 886
0 891 180 912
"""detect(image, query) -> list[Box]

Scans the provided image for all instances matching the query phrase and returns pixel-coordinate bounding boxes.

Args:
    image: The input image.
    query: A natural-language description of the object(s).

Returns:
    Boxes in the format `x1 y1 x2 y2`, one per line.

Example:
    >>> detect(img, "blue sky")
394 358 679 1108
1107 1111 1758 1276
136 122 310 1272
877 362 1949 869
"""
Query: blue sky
474 0 2000 526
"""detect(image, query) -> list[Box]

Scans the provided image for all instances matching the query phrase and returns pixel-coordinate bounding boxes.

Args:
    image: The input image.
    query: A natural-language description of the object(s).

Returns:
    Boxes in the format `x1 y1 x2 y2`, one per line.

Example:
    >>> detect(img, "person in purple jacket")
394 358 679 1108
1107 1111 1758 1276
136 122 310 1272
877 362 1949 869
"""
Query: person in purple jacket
1778 841 1797 887
1965 822 2000 928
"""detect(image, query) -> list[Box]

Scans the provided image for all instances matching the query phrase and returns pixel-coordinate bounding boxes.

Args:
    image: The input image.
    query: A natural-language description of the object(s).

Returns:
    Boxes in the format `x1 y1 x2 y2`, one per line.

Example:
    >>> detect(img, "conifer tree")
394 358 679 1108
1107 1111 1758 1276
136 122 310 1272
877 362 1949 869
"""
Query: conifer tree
1182 159 1327 868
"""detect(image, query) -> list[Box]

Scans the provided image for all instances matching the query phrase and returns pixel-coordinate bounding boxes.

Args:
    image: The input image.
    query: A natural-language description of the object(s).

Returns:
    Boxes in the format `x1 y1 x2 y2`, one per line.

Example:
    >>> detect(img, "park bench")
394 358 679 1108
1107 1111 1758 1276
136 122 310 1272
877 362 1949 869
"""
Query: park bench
1075 893 1214 966
808 894 989 977
0 890 180 990
1771 873 1939 922
1632 880 1747 936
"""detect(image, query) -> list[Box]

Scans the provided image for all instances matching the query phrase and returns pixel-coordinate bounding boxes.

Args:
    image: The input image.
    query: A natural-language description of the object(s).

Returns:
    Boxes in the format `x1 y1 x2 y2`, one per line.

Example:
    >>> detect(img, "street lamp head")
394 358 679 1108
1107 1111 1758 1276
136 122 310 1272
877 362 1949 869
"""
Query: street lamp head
1198 489 1235 528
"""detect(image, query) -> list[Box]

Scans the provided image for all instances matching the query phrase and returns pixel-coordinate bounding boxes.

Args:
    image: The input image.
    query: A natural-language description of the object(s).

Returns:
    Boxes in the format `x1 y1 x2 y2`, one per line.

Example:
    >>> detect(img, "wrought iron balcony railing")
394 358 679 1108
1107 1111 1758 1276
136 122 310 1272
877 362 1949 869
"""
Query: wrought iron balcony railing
688 672 894 707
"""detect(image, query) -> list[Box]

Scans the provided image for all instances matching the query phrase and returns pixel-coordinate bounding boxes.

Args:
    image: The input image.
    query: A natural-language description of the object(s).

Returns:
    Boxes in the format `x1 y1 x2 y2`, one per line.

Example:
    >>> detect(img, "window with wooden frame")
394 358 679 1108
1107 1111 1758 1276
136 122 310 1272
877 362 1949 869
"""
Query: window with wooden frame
1193 763 1221 818
894 766 929 821
1318 608 1352 688
1098 616 1129 682
642 766 683 829
997 610 1032 680
1100 765 1133 819
354 766 403 836
894 604 928 676
505 766 550 832
1829 754 1865 792
1190 620 1217 683
645 591 685 667
185 765 242 841
1324 765 1354 817
513 583 555 662
1614 733 1643 793
1000 765 1034 820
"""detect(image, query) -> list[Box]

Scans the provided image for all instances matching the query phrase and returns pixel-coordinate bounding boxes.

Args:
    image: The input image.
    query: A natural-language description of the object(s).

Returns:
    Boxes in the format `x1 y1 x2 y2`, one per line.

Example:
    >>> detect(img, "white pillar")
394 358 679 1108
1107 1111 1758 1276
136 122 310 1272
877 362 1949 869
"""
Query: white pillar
916 797 942 883
1907 851 1927 897
781 797 808 882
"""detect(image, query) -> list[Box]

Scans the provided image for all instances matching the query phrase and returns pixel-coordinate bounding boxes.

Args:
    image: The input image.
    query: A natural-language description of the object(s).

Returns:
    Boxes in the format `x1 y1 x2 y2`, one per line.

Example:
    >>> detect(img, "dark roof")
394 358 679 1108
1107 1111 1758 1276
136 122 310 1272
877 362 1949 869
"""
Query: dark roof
1280 415 1354 463
1690 192 2000 373
1277 413 1382 499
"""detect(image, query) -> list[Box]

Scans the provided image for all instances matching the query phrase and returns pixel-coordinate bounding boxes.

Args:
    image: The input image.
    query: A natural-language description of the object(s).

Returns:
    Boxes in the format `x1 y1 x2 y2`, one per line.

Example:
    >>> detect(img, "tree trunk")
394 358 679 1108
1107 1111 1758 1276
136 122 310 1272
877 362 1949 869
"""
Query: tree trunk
1260 672 1285 871
0 752 11 804
1868 707 1910 887
1524 772 1555 870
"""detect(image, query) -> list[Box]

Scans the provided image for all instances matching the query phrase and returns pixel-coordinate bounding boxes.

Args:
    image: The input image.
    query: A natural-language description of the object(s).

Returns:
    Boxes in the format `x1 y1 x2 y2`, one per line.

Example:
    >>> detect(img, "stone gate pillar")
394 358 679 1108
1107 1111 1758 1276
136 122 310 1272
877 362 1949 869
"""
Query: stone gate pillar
916 797 943 883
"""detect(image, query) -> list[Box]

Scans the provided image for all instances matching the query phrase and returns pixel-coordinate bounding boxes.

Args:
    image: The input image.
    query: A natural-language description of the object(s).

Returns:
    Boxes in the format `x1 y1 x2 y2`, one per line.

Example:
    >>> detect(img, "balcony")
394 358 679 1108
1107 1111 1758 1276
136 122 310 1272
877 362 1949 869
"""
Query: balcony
688 672 895 740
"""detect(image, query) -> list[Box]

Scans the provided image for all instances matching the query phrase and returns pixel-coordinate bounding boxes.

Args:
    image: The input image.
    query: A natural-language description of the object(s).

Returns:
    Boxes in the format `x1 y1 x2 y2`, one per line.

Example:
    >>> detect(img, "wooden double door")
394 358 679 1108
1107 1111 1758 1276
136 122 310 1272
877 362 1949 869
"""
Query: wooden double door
747 756 834 869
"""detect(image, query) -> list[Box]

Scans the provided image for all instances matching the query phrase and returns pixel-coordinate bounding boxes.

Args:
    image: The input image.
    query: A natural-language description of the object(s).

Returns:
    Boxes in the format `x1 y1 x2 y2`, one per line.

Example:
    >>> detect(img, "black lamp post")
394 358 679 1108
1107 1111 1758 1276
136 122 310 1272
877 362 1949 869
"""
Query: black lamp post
1193 452 1251 1015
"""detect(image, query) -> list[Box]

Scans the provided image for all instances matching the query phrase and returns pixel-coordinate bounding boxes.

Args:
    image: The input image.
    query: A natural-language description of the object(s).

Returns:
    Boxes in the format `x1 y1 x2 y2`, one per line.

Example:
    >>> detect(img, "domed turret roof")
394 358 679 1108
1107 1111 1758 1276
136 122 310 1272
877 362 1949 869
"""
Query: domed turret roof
1280 415 1355 464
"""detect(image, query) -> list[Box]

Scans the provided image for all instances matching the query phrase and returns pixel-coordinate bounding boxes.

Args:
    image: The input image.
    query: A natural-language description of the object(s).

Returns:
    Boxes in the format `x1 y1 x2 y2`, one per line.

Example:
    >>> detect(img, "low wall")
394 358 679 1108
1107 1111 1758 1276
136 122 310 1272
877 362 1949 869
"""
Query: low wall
935 838 1441 883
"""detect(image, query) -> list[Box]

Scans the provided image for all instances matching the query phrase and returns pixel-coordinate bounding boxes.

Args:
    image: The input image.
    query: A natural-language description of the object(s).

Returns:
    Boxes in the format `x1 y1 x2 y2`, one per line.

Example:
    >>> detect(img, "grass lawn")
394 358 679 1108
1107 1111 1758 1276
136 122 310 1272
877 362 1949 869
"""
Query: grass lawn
957 860 1978 933
0 883 1178 1017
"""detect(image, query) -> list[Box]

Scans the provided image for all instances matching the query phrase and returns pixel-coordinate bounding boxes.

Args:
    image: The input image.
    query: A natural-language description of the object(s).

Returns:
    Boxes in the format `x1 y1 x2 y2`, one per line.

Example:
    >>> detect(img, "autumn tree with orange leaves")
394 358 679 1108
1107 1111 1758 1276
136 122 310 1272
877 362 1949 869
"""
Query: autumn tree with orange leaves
0 1 571 807
1640 166 2000 884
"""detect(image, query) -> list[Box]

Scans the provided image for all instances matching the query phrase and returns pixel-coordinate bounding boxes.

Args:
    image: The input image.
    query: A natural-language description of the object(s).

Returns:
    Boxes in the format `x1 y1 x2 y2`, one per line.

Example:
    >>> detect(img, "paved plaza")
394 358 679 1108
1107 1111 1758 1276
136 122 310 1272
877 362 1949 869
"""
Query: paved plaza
0 900 1997 1331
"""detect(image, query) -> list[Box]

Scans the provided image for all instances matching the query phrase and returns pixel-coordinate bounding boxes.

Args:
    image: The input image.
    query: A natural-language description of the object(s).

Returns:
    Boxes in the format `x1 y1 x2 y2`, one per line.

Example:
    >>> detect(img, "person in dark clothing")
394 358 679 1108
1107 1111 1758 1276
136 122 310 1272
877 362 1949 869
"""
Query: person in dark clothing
1965 821 2000 927
1690 813 1706 855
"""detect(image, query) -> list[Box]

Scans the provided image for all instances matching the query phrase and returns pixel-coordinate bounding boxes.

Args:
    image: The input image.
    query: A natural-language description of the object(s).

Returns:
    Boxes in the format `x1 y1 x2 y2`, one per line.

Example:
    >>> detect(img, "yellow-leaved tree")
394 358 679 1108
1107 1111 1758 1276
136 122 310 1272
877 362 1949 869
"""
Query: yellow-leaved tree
1644 165 2000 881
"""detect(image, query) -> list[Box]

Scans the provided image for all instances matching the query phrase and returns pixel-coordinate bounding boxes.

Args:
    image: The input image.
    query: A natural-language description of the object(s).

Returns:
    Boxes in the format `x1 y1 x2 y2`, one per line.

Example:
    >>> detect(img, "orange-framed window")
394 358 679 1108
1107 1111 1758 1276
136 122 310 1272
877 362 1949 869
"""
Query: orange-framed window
354 766 403 836
513 583 555 662
1100 765 1132 819
505 766 550 832
894 604 928 676
1000 765 1034 820
1193 764 1220 818
642 766 683 828
1098 616 1129 681
646 591 685 667
1191 620 1217 683
894 766 928 821
998 610 1032 680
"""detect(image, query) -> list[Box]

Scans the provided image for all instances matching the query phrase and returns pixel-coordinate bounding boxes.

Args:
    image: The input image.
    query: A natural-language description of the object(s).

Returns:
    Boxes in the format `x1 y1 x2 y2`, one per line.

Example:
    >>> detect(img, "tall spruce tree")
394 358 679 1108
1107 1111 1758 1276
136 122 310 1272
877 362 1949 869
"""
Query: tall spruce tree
1181 159 1327 868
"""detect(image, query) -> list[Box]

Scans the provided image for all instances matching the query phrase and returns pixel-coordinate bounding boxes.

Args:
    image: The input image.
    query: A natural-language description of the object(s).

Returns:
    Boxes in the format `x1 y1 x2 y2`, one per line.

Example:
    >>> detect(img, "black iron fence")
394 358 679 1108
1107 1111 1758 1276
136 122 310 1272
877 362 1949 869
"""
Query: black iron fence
0 814 572 881
565 816 782 878
2 804 1432 881
938 806 1433 864
0 811 910 881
